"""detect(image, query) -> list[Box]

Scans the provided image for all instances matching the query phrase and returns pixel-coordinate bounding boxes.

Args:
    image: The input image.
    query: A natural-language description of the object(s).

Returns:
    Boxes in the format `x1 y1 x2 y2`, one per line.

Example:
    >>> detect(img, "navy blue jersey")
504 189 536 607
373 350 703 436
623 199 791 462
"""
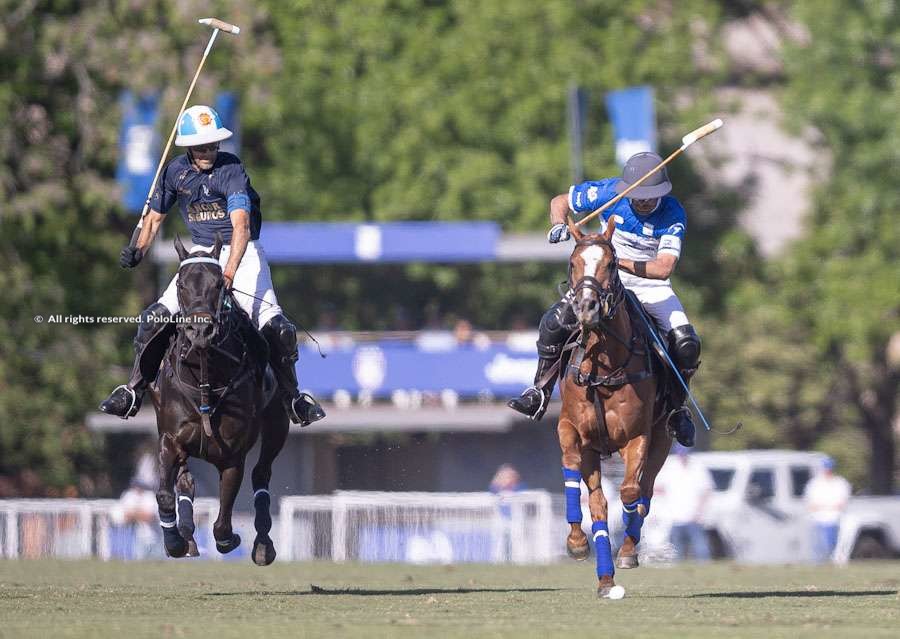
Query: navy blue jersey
149 152 262 246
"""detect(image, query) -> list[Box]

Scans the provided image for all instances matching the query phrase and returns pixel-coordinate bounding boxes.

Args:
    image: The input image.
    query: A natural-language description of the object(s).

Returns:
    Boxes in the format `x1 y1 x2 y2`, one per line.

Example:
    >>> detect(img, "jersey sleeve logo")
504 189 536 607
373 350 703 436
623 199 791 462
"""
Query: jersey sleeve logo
667 222 685 237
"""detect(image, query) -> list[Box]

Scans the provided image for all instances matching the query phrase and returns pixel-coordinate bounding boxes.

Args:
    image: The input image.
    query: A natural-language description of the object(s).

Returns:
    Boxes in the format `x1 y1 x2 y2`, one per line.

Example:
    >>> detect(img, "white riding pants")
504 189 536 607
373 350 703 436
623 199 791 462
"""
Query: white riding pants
158 240 282 329
622 274 690 334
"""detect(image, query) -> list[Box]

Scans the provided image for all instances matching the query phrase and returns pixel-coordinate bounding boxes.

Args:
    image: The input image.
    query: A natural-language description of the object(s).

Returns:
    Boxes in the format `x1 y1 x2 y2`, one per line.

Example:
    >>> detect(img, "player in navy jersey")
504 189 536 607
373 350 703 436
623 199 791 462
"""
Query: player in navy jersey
508 152 701 447
100 105 325 427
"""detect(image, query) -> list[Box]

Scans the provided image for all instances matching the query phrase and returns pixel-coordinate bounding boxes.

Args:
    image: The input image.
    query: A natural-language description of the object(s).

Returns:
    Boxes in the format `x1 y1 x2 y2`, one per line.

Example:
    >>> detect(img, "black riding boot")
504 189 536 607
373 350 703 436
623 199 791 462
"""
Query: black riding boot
507 301 572 421
666 325 701 448
261 315 326 426
667 371 697 447
507 352 559 420
99 303 172 419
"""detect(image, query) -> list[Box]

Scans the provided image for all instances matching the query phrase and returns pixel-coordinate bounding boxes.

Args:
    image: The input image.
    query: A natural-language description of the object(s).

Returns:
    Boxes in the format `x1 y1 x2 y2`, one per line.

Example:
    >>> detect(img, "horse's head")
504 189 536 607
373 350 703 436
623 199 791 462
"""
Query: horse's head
566 217 621 329
173 233 225 350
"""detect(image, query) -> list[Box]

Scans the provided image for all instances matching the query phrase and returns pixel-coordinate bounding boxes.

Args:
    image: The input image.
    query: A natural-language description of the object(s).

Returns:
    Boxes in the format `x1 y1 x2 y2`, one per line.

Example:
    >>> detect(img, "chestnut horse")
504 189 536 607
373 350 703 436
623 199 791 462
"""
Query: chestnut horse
557 218 672 598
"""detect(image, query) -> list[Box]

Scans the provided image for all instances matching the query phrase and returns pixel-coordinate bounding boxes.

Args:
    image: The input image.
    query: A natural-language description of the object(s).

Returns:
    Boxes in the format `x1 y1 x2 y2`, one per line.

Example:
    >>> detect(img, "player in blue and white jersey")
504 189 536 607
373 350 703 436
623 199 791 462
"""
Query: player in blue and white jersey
508 152 701 447
100 105 325 427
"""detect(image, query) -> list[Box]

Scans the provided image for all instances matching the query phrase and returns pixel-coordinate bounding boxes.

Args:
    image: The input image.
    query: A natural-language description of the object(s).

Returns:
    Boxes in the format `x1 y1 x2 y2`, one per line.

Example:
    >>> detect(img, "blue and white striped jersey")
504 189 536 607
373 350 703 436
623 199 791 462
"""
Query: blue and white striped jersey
568 178 687 287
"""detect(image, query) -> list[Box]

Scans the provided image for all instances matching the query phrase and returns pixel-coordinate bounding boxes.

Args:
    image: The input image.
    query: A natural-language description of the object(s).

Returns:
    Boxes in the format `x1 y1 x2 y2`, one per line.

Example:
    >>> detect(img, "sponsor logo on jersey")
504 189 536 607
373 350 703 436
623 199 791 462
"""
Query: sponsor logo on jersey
587 186 599 203
642 222 654 236
202 183 211 196
187 202 227 223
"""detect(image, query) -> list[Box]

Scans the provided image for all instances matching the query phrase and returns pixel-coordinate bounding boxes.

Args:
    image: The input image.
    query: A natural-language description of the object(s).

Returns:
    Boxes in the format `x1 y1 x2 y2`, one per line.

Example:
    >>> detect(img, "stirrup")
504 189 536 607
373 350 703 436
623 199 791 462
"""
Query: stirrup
509 386 549 421
667 406 695 446
288 392 325 427
103 384 139 419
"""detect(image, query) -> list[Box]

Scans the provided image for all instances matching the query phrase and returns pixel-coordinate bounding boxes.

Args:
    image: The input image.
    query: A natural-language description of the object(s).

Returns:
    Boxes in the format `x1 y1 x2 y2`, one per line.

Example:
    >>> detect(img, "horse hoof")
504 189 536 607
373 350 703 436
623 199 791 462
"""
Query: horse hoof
187 539 200 557
252 536 277 566
597 585 612 598
165 538 189 558
616 554 639 569
566 542 590 561
216 533 241 554
163 528 189 558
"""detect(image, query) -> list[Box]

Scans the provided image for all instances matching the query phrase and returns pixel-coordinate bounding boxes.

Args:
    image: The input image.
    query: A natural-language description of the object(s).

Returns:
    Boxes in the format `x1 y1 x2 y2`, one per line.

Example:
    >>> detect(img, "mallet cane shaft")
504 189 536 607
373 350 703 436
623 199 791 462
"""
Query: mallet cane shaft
128 18 241 247
574 119 724 228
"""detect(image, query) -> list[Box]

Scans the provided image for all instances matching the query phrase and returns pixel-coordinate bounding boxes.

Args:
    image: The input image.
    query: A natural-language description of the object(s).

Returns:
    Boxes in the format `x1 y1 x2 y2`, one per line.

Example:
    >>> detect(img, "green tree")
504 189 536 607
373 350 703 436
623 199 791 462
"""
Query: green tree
699 1 898 492
780 0 899 493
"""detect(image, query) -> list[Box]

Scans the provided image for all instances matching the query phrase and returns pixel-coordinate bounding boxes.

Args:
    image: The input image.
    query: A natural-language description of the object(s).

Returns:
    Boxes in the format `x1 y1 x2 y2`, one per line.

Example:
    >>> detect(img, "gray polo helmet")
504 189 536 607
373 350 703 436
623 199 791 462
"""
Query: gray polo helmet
614 151 672 199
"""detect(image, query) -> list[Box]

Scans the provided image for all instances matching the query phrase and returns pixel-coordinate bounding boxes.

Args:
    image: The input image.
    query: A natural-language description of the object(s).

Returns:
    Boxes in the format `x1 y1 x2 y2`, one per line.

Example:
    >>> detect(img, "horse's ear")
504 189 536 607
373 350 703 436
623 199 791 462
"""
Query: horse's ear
212 232 224 259
173 234 189 262
602 216 617 242
566 215 584 242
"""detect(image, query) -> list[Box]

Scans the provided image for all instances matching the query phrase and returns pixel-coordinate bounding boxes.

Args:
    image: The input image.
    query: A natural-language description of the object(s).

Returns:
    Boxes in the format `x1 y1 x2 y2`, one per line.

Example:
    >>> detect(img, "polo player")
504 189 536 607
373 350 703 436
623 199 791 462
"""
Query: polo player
100 105 325 427
508 152 701 447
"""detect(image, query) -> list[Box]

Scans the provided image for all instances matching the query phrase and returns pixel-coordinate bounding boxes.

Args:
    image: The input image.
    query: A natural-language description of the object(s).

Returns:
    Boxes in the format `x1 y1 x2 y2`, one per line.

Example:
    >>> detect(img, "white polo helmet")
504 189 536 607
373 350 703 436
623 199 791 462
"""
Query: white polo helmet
174 105 233 147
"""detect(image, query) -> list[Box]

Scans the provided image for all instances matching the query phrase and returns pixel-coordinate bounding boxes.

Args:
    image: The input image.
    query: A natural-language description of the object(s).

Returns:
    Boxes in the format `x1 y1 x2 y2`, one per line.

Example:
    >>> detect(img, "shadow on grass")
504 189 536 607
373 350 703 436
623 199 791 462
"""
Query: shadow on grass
206 585 567 597
690 590 897 599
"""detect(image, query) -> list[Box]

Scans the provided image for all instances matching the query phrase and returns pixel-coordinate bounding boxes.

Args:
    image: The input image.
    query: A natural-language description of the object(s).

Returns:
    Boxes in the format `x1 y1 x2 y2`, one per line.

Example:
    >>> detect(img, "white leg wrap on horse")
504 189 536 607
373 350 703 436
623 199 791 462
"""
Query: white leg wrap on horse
253 489 270 500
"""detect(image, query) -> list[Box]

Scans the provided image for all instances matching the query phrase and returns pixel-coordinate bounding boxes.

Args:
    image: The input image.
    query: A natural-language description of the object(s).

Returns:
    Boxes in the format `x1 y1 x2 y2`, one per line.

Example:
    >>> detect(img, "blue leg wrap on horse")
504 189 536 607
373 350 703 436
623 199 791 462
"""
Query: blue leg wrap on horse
562 468 582 523
622 497 651 544
592 520 615 578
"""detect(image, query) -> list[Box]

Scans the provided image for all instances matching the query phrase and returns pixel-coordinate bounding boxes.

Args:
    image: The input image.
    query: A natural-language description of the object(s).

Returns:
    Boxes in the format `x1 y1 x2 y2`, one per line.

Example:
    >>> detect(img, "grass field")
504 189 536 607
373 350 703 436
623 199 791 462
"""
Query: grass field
0 560 897 639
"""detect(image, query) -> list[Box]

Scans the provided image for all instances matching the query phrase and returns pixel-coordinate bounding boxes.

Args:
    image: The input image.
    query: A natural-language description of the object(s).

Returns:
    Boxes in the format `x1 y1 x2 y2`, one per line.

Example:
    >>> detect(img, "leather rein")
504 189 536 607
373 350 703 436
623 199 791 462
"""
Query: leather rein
563 237 651 389
172 257 256 439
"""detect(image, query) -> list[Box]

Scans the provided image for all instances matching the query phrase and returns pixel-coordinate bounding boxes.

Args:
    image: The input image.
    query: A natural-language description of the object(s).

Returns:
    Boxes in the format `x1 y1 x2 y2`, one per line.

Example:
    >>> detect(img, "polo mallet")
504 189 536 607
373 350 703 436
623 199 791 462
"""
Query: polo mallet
575 118 724 228
128 17 241 247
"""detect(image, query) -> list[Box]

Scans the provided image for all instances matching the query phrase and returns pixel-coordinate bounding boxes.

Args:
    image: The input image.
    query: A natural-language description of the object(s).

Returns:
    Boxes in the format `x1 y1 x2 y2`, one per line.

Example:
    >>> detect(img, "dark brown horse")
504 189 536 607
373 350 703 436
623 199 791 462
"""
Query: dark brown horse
150 234 289 565
557 218 672 598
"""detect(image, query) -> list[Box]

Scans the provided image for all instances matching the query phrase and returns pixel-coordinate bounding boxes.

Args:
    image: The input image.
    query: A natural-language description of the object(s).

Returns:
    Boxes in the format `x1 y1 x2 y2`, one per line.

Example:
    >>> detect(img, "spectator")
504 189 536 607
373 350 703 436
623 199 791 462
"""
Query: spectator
453 318 491 350
489 463 526 561
110 476 161 560
490 463 525 495
804 457 851 563
654 444 713 561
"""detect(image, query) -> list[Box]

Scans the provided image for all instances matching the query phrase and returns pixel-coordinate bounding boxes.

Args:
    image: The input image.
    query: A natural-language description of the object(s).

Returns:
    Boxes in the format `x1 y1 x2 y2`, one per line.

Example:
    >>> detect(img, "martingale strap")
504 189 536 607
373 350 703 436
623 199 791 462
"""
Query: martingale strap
568 306 653 389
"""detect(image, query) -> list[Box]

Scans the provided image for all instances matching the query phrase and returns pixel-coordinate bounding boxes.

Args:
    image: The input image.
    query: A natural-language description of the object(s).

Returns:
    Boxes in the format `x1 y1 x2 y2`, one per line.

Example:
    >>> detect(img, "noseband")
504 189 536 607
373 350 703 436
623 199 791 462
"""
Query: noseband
570 237 625 322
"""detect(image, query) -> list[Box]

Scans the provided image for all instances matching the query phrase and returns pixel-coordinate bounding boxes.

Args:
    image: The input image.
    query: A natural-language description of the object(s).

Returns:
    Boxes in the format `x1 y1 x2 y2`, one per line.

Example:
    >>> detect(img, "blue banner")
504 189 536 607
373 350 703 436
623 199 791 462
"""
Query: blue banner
297 342 538 397
605 86 657 167
261 222 501 263
215 91 240 156
116 91 161 211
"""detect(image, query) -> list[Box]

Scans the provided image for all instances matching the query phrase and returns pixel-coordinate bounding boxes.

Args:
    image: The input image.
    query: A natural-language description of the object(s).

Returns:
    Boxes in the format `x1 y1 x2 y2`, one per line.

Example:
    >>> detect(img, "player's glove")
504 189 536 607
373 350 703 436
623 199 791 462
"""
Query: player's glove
547 223 571 244
119 246 143 268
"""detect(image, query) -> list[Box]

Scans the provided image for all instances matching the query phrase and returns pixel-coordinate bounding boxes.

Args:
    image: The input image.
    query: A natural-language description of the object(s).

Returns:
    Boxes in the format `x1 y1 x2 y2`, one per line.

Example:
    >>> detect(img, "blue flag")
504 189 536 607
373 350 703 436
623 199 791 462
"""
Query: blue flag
605 86 657 167
215 92 240 156
116 91 161 212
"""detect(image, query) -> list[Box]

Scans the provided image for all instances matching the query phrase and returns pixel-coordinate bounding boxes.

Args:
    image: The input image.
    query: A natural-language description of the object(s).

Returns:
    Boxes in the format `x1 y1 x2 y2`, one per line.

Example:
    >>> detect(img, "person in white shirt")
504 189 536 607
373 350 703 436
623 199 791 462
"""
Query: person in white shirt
804 457 851 562
653 445 713 561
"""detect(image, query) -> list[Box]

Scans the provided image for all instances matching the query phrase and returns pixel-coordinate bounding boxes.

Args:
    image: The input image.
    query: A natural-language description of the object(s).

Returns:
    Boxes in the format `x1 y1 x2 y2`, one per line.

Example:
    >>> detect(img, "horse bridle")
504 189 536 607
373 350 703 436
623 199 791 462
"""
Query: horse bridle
569 237 625 323
173 255 253 441
176 256 227 340
564 237 650 389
